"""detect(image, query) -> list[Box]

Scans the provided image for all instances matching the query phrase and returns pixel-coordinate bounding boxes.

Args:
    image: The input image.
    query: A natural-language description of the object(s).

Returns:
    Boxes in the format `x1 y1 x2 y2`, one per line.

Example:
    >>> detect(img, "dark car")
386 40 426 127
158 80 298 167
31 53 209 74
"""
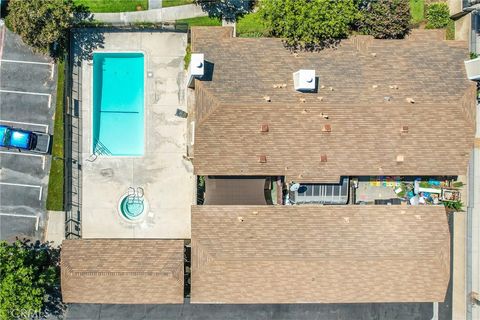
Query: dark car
0 125 51 154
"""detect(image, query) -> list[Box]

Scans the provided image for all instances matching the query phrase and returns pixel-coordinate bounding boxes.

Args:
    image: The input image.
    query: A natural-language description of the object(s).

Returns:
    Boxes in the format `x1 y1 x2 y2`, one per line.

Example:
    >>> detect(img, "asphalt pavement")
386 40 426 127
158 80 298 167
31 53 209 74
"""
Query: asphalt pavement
0 26 57 241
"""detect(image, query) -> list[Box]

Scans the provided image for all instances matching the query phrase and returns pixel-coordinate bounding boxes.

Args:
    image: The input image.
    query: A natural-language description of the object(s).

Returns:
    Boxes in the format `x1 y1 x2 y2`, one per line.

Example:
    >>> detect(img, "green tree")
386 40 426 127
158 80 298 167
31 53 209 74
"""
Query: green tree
0 240 61 320
260 0 358 50
5 0 88 57
425 2 451 29
194 0 254 22
360 0 411 39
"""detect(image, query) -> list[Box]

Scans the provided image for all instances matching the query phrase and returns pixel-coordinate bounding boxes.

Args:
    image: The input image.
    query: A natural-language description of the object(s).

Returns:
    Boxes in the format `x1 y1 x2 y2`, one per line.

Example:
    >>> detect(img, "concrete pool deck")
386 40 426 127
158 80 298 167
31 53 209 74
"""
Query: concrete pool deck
78 31 194 239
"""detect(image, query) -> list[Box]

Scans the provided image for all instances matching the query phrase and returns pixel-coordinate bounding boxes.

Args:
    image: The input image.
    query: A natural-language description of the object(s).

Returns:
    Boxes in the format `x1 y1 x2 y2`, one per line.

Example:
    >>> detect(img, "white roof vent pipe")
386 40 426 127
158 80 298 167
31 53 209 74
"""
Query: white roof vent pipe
464 57 480 80
188 53 205 88
293 69 316 92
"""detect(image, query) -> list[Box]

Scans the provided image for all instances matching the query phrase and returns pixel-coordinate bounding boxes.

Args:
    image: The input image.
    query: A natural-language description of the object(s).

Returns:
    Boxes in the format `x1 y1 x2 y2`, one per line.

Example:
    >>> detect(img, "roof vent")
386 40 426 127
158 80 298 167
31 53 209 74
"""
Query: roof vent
293 69 316 92
320 154 328 162
260 124 269 133
465 57 480 80
187 53 204 88
259 155 267 163
396 154 404 163
401 125 409 133
322 124 331 133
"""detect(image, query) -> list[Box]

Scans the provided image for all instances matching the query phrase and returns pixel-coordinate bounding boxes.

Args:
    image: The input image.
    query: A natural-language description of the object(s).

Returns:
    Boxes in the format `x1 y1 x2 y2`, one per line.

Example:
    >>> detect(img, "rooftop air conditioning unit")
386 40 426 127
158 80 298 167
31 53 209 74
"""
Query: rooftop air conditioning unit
464 57 480 80
188 53 204 88
293 69 316 92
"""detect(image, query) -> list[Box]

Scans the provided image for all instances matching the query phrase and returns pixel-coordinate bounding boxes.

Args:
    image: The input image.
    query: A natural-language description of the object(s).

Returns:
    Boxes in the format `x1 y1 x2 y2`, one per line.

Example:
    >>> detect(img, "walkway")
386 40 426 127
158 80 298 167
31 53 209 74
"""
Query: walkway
469 103 480 320
149 0 162 10
93 4 207 24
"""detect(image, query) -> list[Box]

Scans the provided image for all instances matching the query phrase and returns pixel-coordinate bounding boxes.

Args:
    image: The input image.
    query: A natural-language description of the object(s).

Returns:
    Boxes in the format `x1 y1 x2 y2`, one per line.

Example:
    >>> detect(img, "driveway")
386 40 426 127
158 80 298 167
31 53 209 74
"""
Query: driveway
65 302 433 320
0 26 57 241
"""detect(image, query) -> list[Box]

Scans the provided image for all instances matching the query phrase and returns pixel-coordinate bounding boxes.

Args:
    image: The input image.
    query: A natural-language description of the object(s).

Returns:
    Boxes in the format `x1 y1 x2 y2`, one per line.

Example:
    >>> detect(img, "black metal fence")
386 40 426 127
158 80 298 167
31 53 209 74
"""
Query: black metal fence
63 26 189 239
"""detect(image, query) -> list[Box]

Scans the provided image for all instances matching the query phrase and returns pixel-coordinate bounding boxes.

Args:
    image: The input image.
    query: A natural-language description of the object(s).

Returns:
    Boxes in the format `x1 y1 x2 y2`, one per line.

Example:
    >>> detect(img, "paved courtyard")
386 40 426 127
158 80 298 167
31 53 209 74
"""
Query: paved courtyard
77 31 194 239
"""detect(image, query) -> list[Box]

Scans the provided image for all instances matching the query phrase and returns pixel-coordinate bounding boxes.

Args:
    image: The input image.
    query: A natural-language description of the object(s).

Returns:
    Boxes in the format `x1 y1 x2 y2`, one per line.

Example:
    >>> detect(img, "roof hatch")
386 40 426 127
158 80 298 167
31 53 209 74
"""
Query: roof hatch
293 69 316 92
188 53 204 88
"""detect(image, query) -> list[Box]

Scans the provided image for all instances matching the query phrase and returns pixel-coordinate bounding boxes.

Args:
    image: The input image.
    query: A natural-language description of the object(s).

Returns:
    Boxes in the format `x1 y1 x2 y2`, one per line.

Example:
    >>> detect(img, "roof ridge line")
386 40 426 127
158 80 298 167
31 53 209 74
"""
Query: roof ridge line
192 240 214 272
196 82 222 128
210 254 443 262
69 270 175 276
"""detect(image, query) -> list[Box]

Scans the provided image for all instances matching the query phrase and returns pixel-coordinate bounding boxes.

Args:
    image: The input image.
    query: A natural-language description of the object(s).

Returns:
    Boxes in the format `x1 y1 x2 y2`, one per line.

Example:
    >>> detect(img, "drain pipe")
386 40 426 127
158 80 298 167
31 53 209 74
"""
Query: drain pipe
451 2 480 20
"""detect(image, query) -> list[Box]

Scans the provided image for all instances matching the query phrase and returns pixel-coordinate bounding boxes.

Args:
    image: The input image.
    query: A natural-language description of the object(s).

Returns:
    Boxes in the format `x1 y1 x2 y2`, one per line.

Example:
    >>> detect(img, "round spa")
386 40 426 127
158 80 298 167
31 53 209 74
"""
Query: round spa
118 193 149 221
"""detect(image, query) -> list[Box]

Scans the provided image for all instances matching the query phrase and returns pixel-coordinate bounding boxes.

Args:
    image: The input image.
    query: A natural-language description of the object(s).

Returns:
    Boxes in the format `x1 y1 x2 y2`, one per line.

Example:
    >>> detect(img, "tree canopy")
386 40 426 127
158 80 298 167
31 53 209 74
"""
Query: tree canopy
5 0 88 57
260 0 358 50
193 0 254 22
0 240 60 320
359 0 411 39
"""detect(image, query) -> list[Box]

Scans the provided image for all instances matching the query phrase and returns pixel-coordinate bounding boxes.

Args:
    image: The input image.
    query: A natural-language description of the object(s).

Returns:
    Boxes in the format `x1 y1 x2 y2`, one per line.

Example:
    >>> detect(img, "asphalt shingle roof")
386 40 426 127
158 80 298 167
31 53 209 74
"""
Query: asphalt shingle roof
191 205 450 304
191 27 476 182
61 239 185 304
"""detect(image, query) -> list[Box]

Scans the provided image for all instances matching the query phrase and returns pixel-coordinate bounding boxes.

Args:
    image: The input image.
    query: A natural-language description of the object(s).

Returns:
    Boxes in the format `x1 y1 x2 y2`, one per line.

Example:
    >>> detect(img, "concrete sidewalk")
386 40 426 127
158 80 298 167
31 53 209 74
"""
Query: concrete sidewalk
44 211 65 247
93 4 207 24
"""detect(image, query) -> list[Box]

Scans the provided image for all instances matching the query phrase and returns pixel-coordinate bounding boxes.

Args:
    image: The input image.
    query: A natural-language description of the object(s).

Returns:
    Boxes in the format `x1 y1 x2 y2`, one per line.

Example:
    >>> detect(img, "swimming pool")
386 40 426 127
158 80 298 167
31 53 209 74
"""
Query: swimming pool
92 52 144 156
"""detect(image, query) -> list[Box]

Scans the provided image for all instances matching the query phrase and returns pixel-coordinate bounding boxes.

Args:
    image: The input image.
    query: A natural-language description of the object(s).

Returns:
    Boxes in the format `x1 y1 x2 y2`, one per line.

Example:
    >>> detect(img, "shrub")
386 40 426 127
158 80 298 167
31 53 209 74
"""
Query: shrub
444 200 463 212
425 2 451 29
360 0 411 39
260 0 358 50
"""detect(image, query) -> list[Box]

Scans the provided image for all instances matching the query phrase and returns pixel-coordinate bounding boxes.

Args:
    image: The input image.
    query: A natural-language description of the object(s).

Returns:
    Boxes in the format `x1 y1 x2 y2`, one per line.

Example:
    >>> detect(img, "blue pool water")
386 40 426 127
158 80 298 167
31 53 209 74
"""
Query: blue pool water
93 52 144 156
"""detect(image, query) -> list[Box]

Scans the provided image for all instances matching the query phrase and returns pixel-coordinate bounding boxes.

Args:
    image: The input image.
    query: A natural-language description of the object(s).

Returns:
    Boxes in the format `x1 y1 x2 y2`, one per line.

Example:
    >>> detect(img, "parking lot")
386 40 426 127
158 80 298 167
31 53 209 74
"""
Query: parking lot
0 26 58 241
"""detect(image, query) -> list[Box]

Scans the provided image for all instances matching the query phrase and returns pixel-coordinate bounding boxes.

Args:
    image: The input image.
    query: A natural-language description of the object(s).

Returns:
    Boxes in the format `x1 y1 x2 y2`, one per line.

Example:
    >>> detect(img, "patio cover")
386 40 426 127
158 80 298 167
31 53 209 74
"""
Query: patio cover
204 176 268 205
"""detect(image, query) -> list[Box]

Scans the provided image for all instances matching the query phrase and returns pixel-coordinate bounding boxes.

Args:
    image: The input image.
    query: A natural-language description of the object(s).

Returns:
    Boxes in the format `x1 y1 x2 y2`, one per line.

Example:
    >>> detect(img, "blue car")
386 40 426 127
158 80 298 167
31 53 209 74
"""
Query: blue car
0 125 51 154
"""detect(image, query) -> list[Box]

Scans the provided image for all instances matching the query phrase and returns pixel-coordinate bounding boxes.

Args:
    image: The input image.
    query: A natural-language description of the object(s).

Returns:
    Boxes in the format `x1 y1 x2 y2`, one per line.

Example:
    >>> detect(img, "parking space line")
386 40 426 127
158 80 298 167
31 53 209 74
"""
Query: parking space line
0 120 48 133
0 212 39 231
0 89 52 108
0 151 46 170
430 302 438 320
0 59 51 66
0 182 43 200
0 59 55 79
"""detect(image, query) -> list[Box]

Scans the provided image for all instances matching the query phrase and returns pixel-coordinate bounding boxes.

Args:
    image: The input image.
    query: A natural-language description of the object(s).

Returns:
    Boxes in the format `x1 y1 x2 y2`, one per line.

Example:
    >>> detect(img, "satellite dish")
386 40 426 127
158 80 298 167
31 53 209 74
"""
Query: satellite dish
290 183 300 192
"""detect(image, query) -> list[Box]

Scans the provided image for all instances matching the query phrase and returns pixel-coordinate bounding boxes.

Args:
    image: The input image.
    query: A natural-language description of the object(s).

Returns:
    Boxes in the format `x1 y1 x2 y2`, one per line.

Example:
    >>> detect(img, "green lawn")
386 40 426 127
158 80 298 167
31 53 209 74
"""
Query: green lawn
237 11 267 37
162 0 193 8
410 0 425 24
46 62 65 211
73 0 148 12
176 16 221 27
